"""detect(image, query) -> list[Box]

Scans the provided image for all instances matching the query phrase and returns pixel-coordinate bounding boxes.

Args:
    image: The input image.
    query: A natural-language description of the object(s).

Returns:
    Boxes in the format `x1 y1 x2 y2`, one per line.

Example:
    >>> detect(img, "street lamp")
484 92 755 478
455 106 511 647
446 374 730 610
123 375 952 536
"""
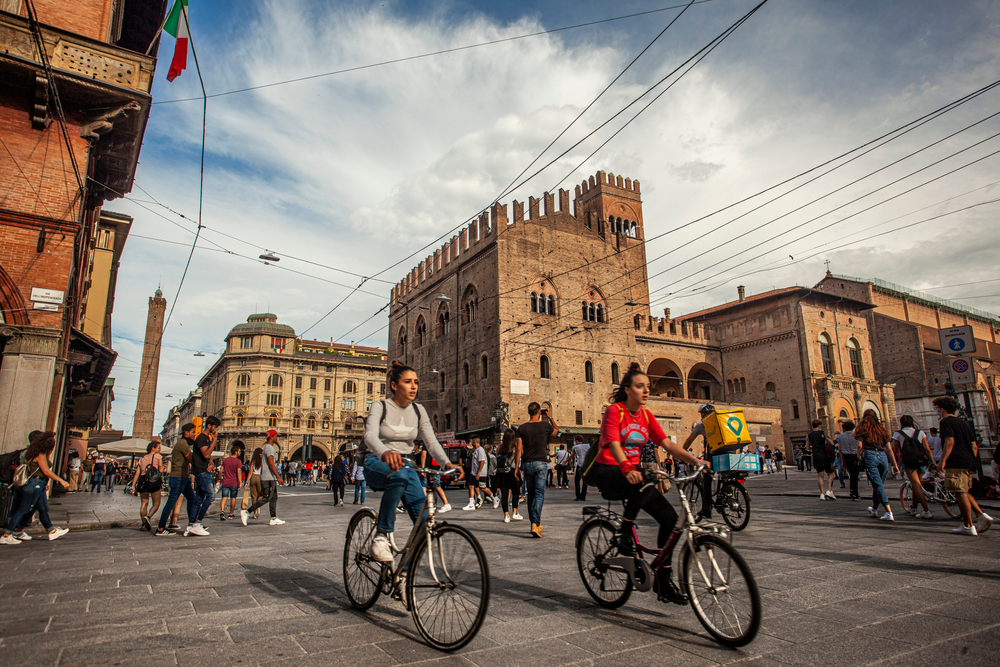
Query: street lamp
491 399 510 434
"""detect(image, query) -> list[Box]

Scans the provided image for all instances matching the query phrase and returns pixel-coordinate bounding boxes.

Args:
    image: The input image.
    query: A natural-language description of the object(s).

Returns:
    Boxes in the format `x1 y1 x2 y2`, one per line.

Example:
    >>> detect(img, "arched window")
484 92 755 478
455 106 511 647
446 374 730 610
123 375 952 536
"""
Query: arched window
790 400 800 420
235 413 244 427
585 360 594 383
344 380 357 393
740 377 746 393
582 301 588 321
397 327 407 357
847 338 863 378
415 316 426 348
267 374 282 387
463 362 469 386
481 355 489 379
292 414 301 429
596 304 604 323
588 302 596 321
463 284 479 325
308 415 316 429
819 333 834 374
439 371 446 393
540 355 550 379
547 294 556 315
268 413 277 428
531 292 539 313
437 306 450 337
322 417 330 430
237 373 250 387
765 382 776 401
611 362 620 386
727 379 734 393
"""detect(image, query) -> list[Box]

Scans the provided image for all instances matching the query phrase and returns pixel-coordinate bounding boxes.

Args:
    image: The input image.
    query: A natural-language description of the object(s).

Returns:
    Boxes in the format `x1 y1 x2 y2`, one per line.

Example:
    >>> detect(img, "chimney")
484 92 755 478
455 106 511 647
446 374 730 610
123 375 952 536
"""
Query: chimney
737 285 746 302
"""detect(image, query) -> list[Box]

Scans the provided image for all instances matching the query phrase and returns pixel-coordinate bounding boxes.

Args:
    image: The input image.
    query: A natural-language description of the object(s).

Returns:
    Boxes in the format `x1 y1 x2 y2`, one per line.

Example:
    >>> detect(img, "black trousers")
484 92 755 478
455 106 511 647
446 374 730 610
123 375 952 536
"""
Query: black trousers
497 471 519 514
575 466 589 500
556 464 569 487
247 480 278 518
594 464 679 555
843 453 860 498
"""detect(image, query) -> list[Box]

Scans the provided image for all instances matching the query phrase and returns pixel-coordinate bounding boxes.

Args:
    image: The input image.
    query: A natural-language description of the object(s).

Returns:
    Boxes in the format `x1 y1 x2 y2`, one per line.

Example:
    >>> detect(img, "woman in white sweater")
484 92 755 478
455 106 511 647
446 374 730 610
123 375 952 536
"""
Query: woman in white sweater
363 361 462 561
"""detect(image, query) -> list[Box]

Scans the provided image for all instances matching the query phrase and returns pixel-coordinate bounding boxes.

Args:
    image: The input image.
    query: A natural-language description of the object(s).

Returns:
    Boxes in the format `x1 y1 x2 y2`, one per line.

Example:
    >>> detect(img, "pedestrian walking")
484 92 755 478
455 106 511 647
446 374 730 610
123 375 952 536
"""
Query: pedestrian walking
774 447 784 472
133 441 164 531
837 421 861 500
241 430 285 525
1 432 70 544
154 423 201 536
462 438 494 510
188 416 219 534
555 444 570 488
516 402 558 538
495 429 522 522
755 444 765 475
361 362 462 563
764 446 774 473
352 458 366 504
486 444 498 504
892 415 936 519
245 447 263 519
104 457 117 492
934 396 993 535
219 443 244 521
572 436 590 501
808 420 837 500
546 451 554 487
854 410 898 522
67 451 81 492
331 455 349 506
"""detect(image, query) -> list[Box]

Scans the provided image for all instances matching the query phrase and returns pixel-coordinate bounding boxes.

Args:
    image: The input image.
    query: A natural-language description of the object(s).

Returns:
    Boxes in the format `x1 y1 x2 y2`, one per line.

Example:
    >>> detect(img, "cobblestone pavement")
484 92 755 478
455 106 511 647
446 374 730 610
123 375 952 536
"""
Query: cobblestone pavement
1 475 997 666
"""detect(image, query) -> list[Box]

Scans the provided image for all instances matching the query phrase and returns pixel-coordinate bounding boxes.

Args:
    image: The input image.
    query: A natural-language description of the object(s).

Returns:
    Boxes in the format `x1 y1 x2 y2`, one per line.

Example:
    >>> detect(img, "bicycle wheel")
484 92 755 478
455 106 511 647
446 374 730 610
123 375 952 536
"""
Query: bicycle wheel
576 518 632 608
406 524 489 651
343 508 383 610
681 533 761 647
899 482 912 514
719 482 751 531
939 489 961 519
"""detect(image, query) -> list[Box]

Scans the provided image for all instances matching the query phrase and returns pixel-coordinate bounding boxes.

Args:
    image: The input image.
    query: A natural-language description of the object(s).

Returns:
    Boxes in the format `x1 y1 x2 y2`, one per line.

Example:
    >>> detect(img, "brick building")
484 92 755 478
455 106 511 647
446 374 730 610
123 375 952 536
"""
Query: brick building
188 314 388 461
816 273 1000 444
0 1 164 461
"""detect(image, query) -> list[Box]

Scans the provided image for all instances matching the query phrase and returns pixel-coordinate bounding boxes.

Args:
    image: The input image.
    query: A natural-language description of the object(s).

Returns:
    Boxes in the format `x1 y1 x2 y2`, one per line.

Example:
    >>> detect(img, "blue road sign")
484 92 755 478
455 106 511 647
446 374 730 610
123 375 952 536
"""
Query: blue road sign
948 338 965 352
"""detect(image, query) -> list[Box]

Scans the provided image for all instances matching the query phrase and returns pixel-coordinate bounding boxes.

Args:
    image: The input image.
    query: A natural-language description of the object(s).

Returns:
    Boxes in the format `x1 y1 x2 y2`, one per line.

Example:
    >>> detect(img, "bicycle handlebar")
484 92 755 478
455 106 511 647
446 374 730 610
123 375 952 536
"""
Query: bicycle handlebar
408 465 462 477
646 463 709 484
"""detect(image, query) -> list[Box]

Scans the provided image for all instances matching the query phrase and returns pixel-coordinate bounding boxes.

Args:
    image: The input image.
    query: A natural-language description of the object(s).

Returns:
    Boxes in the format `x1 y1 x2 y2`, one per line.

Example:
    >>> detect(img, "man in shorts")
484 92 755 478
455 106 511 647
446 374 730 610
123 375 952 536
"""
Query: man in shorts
462 439 493 510
219 443 244 520
808 420 837 500
935 396 993 535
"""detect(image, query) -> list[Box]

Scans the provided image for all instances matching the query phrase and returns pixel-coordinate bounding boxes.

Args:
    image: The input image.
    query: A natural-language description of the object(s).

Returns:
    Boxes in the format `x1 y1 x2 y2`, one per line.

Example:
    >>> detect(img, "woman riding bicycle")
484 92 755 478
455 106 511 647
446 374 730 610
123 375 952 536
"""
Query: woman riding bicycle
363 361 463 563
592 362 706 605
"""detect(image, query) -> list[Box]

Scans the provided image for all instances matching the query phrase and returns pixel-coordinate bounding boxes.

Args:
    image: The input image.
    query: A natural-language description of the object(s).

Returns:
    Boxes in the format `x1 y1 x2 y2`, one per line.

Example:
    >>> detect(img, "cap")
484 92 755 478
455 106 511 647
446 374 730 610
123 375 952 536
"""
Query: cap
266 429 278 438
698 403 715 415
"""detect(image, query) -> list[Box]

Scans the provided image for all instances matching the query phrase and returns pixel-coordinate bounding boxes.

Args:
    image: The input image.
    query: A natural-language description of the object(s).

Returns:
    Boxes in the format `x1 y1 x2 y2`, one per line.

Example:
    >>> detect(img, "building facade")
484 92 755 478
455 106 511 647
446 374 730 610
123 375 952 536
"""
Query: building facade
188 314 388 460
160 387 202 451
0 1 164 463
816 273 1000 444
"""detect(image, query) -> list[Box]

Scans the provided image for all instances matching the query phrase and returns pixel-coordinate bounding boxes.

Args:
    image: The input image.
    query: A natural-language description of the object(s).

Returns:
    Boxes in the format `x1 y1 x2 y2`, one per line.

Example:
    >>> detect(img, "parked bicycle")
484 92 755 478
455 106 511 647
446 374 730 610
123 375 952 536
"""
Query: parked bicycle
343 466 489 651
899 475 959 518
576 466 761 647
686 470 752 531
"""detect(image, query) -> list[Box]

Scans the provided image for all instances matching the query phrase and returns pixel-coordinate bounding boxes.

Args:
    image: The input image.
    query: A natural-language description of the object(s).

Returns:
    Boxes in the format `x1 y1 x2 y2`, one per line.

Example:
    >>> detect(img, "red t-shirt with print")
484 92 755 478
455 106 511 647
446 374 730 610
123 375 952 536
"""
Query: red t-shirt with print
596 403 667 466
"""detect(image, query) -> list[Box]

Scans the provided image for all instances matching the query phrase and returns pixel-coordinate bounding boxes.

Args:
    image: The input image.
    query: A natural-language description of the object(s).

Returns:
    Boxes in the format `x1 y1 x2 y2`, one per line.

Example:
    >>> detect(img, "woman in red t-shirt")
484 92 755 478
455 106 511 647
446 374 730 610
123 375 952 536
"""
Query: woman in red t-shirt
594 363 705 604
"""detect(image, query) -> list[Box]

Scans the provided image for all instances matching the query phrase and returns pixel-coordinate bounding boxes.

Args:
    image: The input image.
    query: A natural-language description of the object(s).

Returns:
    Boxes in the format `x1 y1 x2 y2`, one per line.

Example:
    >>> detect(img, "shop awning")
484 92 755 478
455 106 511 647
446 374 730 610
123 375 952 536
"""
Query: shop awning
455 423 496 438
65 328 117 428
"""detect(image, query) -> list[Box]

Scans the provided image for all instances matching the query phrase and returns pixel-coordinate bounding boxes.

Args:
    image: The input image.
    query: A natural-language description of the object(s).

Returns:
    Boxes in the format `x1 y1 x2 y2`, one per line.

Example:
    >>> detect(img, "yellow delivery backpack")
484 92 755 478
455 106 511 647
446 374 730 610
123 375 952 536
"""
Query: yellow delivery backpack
701 408 752 455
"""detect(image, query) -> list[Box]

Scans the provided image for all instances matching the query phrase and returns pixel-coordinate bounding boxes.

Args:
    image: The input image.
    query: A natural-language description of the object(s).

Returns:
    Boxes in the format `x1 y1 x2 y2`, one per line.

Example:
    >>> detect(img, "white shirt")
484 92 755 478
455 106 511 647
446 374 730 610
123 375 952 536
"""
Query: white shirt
891 427 929 448
470 446 487 478
260 444 278 481
555 449 570 465
571 442 590 466
926 436 943 463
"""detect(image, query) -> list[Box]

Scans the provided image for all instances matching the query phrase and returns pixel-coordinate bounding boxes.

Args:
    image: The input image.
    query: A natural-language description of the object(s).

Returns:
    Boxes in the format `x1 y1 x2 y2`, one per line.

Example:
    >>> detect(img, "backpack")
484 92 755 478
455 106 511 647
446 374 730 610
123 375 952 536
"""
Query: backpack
496 450 516 474
897 429 929 468
137 460 162 493
0 448 23 485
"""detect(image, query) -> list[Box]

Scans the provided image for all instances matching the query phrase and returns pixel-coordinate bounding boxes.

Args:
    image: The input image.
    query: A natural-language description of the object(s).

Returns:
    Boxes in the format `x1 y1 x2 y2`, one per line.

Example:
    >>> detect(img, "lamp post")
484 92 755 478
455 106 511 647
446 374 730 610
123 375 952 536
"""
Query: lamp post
492 399 510 434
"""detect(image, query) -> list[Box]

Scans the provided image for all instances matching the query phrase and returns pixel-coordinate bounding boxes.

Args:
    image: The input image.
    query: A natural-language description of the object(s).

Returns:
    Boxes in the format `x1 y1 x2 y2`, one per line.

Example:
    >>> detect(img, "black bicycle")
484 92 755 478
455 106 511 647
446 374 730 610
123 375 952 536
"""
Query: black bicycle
576 467 761 647
686 470 752 531
343 466 489 651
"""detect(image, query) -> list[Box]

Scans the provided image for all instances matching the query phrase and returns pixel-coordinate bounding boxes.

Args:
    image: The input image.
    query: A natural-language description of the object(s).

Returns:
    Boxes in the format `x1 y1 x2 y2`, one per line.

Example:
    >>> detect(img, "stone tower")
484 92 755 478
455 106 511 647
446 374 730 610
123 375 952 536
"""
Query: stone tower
132 288 167 439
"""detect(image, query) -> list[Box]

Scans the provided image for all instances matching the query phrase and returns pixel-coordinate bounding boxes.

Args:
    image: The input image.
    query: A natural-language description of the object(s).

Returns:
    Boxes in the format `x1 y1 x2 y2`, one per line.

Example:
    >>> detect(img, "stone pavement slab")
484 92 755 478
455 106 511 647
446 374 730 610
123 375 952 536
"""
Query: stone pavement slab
0 481 996 666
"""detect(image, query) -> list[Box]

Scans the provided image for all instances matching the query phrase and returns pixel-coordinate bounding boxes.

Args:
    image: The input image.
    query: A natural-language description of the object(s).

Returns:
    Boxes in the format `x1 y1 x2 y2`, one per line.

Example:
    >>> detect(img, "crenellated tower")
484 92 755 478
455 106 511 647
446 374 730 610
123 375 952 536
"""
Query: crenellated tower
575 170 643 239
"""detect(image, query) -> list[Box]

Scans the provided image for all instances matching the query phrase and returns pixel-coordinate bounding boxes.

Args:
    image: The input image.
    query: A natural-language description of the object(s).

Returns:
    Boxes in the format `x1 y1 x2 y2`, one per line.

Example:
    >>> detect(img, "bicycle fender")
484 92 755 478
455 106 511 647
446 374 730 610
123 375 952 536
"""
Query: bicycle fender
603 556 654 592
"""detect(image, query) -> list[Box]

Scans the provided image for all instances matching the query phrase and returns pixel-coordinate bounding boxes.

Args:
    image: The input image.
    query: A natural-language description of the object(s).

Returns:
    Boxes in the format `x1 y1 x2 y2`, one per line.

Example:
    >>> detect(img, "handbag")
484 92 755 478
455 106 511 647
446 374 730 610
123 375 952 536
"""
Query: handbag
13 462 30 487
241 488 250 510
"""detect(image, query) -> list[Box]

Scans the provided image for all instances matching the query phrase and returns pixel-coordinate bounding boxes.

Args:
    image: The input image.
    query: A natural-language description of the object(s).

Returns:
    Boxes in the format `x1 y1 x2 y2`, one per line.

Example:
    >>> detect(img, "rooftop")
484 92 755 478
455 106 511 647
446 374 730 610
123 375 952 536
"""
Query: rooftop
822 273 999 324
227 313 296 340
679 286 874 321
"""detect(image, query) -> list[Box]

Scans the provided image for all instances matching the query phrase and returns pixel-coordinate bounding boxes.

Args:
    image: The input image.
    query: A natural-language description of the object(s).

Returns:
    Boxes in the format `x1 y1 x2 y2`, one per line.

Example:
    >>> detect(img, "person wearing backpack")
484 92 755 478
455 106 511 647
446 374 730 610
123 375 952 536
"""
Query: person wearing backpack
132 441 164 531
2 432 70 545
808 420 837 500
891 415 937 519
495 429 522 523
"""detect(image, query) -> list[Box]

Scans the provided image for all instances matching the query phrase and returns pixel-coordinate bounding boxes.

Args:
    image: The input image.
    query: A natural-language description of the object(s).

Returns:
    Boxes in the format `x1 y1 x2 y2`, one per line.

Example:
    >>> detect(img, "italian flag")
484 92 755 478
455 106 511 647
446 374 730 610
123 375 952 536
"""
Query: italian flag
164 0 189 82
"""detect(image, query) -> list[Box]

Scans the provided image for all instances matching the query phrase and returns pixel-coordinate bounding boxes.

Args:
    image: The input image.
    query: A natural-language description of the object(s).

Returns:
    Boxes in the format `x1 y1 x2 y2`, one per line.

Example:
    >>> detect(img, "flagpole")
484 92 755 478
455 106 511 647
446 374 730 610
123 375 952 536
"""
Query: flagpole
145 9 171 56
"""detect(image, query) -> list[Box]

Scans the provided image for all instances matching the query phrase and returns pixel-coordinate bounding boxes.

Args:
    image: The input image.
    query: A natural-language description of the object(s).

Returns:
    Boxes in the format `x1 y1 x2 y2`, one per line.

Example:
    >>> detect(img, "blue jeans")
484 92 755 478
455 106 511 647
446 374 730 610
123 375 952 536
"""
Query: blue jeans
864 450 889 509
158 477 196 529
364 454 426 534
354 480 367 504
106 471 115 491
90 470 104 491
522 461 548 526
192 472 215 522
6 479 53 533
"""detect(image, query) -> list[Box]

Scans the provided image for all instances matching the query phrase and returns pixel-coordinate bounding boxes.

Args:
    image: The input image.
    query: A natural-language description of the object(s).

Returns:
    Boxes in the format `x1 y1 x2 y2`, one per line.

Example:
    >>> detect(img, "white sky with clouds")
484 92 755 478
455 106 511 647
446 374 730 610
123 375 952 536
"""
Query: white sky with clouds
105 0 1000 433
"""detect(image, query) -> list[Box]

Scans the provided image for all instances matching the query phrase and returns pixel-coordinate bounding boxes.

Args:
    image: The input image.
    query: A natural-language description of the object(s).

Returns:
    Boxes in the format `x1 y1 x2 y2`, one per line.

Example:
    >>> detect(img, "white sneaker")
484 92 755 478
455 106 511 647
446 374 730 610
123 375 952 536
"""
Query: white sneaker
0 535 21 545
493 496 501 509
462 503 476 511
370 535 393 562
975 513 994 533
438 504 452 514
13 531 32 541
868 506 878 517
187 524 210 536
48 527 69 541
879 511 894 522
512 512 524 521
240 509 249 526
918 510 933 519
504 515 510 523
952 524 978 536
825 490 837 500
819 494 826 501
269 518 285 525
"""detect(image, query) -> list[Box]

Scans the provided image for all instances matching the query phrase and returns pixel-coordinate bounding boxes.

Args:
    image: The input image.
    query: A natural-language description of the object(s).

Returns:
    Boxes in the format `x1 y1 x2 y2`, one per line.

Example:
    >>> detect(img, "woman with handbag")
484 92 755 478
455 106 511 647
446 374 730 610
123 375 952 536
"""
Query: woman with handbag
1 432 70 544
133 441 164 531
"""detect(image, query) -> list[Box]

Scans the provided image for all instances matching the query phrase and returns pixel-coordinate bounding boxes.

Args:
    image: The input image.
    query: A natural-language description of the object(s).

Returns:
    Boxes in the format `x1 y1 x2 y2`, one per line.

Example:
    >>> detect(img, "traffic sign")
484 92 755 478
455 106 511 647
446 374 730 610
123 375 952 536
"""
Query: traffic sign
939 325 976 356
948 356 975 385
